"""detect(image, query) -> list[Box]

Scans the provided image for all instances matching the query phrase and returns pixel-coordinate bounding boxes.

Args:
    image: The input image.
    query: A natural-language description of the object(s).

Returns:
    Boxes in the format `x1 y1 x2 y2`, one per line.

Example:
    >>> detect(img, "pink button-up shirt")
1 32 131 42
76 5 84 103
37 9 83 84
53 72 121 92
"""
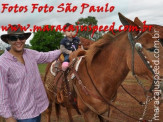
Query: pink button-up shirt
0 48 61 119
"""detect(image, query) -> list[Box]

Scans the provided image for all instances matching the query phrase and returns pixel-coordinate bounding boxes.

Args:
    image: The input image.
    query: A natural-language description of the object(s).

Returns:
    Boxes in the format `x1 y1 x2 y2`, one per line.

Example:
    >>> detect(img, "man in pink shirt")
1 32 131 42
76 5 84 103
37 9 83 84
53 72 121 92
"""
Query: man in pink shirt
0 25 61 122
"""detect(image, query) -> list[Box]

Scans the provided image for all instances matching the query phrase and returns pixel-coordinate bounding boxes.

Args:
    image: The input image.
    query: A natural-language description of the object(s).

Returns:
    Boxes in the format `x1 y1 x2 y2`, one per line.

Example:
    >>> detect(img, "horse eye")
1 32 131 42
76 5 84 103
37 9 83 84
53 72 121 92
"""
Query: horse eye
147 47 155 52
158 38 163 46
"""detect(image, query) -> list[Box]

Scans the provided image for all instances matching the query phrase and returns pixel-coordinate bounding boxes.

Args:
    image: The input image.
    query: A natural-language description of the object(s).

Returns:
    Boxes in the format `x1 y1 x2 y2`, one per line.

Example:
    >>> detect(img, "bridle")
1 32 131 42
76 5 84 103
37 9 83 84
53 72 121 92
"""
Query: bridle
128 31 155 93
71 31 156 121
55 29 156 121
127 31 156 121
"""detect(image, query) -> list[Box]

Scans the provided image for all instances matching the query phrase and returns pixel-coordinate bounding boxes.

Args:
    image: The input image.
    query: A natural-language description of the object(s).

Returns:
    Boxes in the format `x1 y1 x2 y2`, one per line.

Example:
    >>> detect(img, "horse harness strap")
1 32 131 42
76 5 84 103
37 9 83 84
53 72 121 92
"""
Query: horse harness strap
65 48 152 121
128 32 154 93
128 32 154 121
128 32 154 75
61 45 152 121
71 56 141 121
73 84 112 121
72 57 105 101
119 33 154 111
121 85 145 105
84 59 142 121
71 57 113 121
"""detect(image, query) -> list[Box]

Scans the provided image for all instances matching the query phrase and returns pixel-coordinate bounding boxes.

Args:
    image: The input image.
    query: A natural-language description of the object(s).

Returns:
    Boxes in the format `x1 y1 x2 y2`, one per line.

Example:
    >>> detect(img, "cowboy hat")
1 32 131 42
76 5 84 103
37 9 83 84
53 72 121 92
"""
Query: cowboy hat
1 25 31 44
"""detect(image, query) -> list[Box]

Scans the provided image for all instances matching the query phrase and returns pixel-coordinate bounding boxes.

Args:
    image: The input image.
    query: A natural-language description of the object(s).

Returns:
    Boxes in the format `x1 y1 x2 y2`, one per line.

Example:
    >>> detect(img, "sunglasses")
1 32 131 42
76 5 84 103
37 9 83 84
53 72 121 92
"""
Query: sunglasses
8 35 26 41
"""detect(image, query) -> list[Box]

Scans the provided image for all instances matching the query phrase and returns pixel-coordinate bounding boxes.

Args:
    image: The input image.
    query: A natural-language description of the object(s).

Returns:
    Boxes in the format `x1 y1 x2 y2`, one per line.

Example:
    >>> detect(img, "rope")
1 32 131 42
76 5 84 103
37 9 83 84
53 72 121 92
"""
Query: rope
121 85 145 105
84 60 140 121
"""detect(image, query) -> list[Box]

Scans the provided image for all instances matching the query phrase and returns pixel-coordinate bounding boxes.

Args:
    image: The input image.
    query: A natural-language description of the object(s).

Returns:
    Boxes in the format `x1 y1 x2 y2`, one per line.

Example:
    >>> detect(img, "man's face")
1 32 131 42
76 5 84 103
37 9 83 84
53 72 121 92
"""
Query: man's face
8 34 26 53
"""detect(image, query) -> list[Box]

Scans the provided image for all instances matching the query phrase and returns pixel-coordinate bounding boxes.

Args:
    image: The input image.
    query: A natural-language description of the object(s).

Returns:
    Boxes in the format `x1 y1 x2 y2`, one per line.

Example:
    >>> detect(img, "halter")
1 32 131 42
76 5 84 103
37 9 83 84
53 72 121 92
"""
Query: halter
128 32 155 93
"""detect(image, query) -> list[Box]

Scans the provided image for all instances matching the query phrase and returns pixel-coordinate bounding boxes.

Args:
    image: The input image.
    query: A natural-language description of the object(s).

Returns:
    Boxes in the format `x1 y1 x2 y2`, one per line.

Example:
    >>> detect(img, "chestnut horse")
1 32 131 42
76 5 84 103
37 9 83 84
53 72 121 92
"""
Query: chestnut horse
64 13 163 121
43 13 163 121
43 36 96 122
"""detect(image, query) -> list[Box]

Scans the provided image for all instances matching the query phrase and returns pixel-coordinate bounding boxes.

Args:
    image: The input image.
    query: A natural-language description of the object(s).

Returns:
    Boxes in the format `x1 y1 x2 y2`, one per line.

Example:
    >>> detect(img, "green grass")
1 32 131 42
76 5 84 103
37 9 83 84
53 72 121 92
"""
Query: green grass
0 50 4 55
38 64 47 75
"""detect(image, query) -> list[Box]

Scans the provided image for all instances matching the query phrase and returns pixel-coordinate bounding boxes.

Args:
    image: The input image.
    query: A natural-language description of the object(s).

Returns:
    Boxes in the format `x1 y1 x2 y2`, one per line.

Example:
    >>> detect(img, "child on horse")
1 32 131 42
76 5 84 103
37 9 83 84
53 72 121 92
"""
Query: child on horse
60 23 80 71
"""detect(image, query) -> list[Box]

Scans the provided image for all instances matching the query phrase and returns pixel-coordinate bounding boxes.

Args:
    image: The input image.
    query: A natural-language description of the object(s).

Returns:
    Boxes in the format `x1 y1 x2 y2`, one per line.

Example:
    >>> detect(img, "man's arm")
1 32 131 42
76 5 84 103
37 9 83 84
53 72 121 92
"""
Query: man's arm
27 49 62 64
0 66 13 119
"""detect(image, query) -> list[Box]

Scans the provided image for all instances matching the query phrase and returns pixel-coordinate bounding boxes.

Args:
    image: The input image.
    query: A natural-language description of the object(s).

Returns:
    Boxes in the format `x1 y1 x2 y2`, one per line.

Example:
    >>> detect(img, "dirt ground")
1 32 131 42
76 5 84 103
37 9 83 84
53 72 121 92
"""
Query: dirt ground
41 72 163 122
0 72 162 122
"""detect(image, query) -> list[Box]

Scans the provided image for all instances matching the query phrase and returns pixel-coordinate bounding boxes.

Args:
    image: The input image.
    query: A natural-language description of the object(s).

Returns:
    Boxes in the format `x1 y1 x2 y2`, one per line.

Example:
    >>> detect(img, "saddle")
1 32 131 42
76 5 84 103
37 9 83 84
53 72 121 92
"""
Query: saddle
49 49 86 105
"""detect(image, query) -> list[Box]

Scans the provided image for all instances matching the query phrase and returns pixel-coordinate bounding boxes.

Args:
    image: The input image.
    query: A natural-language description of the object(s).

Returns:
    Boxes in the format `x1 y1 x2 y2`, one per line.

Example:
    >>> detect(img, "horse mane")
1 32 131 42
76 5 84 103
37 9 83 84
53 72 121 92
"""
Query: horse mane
86 33 115 65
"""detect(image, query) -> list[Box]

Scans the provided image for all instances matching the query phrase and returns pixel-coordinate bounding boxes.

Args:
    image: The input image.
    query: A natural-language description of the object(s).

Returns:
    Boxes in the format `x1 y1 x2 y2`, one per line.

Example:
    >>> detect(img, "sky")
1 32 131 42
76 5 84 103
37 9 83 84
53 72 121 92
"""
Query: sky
0 0 162 46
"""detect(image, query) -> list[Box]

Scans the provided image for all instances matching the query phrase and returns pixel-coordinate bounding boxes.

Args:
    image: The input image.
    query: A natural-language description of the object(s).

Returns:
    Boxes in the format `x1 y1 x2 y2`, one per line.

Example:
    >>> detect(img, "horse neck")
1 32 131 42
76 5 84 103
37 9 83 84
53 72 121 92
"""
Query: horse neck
87 32 131 99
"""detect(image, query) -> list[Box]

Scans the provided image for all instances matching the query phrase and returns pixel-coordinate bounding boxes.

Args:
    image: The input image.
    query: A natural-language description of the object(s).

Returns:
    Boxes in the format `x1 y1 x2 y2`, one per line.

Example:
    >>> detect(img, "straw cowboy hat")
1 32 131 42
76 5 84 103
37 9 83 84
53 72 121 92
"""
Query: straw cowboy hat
1 25 31 44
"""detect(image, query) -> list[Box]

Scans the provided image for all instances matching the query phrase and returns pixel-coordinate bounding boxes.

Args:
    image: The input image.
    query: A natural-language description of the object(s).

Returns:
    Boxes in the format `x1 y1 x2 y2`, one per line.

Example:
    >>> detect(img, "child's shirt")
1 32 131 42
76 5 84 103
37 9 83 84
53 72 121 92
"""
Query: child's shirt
60 37 80 54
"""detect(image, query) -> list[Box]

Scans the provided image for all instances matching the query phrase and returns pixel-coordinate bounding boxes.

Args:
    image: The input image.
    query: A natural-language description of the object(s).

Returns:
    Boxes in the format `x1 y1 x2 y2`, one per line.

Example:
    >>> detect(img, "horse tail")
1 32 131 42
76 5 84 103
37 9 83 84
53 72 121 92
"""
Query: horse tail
55 103 61 119
43 62 53 83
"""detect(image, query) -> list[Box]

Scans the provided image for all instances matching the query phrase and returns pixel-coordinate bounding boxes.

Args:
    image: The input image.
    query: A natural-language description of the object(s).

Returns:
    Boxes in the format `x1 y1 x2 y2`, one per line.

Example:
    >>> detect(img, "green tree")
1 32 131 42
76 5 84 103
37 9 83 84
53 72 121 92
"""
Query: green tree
75 16 103 41
25 44 31 48
30 25 63 52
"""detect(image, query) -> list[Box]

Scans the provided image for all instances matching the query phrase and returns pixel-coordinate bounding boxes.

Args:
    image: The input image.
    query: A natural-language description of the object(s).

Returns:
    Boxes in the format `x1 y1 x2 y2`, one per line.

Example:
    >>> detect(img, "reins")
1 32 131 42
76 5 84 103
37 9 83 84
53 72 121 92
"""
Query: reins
51 31 155 121
119 32 155 106
70 32 155 121
120 85 144 105
126 32 155 121
83 58 141 121
70 57 141 121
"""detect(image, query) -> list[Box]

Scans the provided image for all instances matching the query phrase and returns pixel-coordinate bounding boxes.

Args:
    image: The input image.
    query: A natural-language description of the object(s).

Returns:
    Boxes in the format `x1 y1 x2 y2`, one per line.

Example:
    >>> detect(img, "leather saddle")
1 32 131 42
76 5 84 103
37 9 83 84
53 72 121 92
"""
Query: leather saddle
50 49 86 103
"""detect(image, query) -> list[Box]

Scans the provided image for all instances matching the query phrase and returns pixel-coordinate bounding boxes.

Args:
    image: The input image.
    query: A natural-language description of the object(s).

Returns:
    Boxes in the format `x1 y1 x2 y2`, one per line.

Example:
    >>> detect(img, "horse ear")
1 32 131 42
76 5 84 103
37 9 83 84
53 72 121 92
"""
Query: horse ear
118 12 140 35
134 17 143 28
118 12 140 28
118 12 130 26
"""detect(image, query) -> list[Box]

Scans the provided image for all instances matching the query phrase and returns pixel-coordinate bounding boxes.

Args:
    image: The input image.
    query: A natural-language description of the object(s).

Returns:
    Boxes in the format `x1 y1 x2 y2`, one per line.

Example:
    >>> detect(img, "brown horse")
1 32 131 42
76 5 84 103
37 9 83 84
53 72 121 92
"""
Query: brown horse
43 13 163 121
64 13 163 121
42 36 97 122
43 34 117 122
79 37 94 50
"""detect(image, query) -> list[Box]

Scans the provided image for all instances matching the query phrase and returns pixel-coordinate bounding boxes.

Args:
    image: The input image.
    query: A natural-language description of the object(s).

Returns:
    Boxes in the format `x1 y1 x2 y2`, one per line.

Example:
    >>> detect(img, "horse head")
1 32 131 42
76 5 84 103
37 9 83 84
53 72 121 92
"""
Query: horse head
119 13 163 96
134 17 163 76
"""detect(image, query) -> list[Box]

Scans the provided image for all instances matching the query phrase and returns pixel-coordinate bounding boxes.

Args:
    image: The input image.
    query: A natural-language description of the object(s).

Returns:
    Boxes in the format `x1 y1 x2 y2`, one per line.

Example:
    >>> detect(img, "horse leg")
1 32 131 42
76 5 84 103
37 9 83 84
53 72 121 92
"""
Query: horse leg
44 101 52 122
83 109 100 122
98 115 105 122
66 107 73 122
77 96 101 122
107 105 115 122
98 111 109 122
95 92 117 122
97 105 112 122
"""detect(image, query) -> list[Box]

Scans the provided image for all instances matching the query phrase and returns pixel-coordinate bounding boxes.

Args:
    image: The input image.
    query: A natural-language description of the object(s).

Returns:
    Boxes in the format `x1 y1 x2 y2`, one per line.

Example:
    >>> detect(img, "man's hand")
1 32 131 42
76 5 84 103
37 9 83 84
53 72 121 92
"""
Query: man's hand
5 117 17 122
